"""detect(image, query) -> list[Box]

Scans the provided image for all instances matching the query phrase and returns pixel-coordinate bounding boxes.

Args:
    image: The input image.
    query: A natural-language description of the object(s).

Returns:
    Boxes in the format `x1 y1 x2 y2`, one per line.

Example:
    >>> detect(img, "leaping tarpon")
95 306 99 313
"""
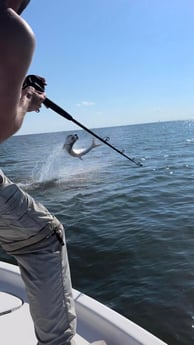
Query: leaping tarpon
63 134 101 159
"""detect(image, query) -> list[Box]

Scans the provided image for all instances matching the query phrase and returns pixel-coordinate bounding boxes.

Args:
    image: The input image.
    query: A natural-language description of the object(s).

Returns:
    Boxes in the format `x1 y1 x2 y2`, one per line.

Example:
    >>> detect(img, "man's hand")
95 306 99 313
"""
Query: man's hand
19 86 46 113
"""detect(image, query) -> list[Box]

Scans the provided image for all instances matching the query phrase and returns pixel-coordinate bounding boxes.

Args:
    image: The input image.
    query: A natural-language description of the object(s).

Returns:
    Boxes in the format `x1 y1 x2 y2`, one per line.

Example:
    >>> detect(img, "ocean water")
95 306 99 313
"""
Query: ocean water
1 120 194 345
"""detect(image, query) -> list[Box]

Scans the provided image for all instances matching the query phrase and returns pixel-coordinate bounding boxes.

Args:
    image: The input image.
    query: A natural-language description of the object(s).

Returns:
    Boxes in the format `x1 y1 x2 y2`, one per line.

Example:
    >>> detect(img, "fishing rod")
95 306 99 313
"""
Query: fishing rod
23 75 143 167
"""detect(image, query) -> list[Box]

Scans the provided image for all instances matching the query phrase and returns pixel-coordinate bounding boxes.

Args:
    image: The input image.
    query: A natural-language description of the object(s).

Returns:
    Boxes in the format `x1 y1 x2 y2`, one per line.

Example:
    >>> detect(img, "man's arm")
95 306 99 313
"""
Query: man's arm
0 3 45 143
0 86 46 143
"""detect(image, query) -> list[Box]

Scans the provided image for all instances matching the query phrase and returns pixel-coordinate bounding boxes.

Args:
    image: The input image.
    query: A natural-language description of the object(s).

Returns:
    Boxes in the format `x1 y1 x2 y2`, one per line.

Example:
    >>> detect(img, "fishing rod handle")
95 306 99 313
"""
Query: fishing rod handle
43 98 73 121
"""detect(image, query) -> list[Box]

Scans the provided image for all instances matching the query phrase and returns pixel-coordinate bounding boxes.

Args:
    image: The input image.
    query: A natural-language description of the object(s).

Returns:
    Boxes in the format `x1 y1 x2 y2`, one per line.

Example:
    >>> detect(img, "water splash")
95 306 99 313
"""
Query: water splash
29 144 106 189
32 145 66 183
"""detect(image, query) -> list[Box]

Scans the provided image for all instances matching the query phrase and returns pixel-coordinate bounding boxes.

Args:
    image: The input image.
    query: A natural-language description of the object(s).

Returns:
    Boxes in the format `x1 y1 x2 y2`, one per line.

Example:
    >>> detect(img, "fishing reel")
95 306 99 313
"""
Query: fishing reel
22 75 46 93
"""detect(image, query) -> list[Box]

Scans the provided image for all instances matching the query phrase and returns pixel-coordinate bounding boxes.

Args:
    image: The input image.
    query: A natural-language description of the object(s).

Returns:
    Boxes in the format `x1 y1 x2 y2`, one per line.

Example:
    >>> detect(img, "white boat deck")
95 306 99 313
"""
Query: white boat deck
0 291 101 345
0 261 168 345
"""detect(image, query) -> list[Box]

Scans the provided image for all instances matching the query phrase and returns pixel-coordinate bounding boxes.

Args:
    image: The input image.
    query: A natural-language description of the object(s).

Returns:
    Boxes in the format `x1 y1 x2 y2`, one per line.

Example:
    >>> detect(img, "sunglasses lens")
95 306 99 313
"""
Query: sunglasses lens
17 0 31 14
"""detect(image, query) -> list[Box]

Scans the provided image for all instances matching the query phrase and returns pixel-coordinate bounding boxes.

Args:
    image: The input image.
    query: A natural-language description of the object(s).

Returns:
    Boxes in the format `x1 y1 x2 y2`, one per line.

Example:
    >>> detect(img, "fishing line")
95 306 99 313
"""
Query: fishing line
23 75 143 167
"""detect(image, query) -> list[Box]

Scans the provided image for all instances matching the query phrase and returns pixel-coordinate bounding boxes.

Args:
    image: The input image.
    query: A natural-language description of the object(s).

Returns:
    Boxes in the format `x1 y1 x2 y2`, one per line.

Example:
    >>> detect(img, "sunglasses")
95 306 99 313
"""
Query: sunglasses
17 0 31 14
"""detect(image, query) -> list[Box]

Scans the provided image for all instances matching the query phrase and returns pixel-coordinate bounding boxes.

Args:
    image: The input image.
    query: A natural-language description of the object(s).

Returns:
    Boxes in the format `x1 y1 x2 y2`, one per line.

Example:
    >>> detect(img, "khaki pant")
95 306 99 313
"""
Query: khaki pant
0 170 76 345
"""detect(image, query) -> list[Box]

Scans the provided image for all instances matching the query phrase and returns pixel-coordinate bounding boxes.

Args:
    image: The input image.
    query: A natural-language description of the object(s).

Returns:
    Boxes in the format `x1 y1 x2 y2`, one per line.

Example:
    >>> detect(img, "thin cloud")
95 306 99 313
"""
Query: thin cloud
76 101 95 107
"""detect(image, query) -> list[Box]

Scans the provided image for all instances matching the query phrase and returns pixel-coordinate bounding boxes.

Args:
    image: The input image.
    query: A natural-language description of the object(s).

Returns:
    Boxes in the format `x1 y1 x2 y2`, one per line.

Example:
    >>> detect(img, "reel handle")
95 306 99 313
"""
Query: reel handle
22 75 46 93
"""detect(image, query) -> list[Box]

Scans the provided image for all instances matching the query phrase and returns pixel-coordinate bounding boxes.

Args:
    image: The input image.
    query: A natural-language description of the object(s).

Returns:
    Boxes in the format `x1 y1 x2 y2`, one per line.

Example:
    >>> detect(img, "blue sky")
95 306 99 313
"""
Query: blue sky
18 0 194 135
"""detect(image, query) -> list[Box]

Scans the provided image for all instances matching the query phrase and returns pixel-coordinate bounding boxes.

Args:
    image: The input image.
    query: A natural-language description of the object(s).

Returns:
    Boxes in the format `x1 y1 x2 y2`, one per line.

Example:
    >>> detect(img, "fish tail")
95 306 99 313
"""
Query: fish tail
92 137 101 148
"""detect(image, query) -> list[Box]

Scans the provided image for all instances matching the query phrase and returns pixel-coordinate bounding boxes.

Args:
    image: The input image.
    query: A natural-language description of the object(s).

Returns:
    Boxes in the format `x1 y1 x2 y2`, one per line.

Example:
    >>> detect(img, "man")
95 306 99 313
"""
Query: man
0 1 77 344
